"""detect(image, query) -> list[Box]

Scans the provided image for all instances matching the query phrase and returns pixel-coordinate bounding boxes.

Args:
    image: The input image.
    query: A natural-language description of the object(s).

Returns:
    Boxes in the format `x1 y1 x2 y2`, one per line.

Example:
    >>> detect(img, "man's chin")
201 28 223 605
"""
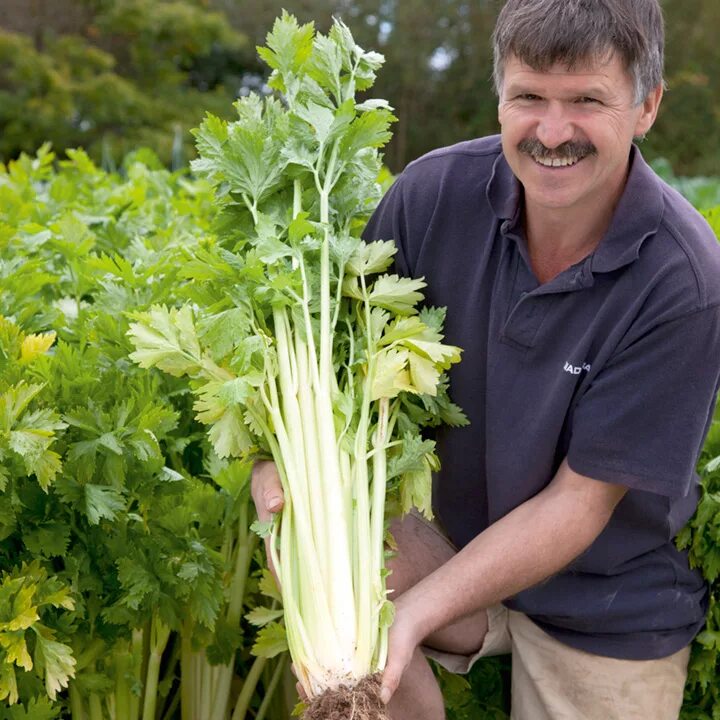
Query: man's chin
522 184 588 211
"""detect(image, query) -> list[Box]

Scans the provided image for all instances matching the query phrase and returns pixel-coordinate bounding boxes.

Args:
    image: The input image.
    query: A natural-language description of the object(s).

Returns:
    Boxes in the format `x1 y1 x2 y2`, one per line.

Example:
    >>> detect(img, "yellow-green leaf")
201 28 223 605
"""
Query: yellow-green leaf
20 332 56 364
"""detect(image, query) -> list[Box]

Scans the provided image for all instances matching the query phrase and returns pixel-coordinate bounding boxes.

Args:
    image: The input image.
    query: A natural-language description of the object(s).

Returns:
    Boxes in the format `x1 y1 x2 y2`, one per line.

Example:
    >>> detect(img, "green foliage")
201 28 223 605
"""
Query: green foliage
94 0 242 82
642 0 720 177
434 657 510 720
678 209 720 718
0 562 75 705
0 0 249 167
652 159 720 211
0 146 285 717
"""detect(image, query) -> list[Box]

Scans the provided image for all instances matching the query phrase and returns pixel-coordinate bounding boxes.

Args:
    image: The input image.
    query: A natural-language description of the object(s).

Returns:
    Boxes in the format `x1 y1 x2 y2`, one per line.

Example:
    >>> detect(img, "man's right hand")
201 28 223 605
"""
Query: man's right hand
251 460 285 520
251 460 285 582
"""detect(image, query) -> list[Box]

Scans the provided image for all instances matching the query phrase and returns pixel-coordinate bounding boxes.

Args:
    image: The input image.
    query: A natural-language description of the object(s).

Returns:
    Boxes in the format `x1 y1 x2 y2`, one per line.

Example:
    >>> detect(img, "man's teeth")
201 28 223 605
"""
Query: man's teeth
533 155 581 167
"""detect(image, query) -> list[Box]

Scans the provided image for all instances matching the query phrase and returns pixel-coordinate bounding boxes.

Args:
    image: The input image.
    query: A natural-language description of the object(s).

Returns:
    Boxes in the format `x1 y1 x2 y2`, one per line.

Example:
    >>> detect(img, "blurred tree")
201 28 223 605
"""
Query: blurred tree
361 0 499 171
0 0 252 165
643 0 720 176
351 0 460 170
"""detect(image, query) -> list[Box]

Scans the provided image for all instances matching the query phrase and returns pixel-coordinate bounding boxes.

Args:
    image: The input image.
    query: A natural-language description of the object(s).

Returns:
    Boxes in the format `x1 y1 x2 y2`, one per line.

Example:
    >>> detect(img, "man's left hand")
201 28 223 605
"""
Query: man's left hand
380 599 423 704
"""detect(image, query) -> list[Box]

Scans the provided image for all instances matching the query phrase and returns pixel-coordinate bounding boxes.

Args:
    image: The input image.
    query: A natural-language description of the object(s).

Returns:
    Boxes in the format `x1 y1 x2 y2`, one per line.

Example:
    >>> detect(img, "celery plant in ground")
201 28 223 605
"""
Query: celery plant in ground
0 147 286 719
129 13 467 702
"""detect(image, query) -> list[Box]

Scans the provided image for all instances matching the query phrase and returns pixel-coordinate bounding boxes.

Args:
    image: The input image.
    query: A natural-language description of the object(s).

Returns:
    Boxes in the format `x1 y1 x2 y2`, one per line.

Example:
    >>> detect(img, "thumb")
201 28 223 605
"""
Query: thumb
263 487 283 515
251 461 285 520
379 651 407 705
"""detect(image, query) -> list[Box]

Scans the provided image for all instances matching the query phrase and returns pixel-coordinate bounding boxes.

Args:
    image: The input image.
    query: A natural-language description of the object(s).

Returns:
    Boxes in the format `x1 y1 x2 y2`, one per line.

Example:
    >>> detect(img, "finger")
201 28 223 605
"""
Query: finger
379 681 394 705
289 663 309 701
251 461 285 519
380 639 414 705
264 487 283 514
251 462 284 584
380 661 402 705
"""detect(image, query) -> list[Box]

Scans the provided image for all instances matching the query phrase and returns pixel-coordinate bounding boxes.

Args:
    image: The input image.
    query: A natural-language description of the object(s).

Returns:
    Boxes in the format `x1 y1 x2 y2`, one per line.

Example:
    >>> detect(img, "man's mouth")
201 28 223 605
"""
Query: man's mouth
517 139 597 169
532 155 581 168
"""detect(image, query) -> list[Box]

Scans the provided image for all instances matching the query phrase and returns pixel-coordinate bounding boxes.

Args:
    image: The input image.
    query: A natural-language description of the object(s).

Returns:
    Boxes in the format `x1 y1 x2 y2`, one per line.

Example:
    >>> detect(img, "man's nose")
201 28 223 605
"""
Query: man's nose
535 101 574 149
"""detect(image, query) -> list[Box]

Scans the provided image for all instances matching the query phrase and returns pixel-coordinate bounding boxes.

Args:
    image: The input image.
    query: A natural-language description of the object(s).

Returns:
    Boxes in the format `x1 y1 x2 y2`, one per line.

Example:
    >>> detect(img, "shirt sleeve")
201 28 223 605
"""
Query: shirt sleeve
567 305 720 498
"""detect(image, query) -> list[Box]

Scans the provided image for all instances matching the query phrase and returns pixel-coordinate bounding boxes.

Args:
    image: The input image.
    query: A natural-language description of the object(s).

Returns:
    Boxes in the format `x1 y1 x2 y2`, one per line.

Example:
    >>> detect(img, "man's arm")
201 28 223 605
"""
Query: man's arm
379 459 627 702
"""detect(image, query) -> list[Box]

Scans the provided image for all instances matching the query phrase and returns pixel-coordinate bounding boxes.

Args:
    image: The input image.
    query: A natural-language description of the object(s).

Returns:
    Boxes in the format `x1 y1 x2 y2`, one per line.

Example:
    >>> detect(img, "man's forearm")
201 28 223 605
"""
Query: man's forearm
397 459 627 642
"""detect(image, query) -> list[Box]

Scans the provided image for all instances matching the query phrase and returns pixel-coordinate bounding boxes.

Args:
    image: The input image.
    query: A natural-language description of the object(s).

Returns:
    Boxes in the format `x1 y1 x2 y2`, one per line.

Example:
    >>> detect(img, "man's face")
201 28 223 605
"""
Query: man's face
498 53 662 213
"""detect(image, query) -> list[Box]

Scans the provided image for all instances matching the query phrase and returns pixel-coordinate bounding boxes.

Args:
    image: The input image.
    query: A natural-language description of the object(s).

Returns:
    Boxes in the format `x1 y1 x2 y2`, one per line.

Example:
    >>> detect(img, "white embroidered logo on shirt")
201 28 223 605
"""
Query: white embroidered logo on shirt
563 361 592 376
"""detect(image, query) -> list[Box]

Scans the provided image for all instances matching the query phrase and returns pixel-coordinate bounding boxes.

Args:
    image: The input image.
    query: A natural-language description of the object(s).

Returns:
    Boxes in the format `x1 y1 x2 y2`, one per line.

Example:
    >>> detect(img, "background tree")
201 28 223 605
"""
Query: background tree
0 0 252 166
643 0 720 176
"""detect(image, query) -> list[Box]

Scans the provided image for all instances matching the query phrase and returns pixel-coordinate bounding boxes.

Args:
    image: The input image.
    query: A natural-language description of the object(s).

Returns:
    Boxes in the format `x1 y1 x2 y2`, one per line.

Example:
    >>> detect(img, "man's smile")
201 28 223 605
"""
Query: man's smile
531 155 583 168
517 138 597 170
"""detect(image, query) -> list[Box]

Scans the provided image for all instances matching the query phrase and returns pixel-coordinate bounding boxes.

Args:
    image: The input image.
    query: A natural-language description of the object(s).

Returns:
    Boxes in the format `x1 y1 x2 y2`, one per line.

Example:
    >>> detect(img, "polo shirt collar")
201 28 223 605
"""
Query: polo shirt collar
486 144 665 275
486 148 521 223
590 146 664 273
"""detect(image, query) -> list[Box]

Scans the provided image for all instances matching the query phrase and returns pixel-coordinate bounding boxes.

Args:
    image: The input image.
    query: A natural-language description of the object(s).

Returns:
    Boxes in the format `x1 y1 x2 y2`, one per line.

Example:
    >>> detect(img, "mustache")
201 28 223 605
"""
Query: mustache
518 138 597 160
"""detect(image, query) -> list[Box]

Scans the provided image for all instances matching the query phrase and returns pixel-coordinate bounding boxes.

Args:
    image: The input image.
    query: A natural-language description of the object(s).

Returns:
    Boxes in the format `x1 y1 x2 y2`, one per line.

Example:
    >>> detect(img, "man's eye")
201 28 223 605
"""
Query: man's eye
518 94 541 101
576 96 600 104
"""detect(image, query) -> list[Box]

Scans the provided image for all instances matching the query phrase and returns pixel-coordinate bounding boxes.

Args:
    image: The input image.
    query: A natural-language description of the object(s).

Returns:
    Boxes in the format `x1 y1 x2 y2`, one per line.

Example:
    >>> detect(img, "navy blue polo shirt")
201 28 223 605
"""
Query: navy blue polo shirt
364 135 720 660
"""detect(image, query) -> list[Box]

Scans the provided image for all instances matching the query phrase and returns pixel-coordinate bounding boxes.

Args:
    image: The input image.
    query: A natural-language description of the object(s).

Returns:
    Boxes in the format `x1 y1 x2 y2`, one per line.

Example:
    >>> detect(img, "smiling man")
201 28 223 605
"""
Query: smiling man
252 1 720 718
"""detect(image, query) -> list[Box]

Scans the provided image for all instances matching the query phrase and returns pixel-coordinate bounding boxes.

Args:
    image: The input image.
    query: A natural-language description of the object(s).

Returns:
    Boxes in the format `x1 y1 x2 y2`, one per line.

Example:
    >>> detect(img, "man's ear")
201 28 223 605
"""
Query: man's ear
634 83 664 137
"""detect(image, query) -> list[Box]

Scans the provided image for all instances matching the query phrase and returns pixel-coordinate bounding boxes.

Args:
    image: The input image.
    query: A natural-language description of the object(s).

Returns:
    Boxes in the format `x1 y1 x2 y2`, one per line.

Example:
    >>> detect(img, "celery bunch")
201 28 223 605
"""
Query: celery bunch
129 12 466 699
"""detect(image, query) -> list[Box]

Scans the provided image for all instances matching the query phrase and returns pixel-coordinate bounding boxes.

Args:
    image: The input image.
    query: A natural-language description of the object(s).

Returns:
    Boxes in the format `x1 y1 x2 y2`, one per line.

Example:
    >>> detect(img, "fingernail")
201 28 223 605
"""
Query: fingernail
380 687 391 705
267 496 281 511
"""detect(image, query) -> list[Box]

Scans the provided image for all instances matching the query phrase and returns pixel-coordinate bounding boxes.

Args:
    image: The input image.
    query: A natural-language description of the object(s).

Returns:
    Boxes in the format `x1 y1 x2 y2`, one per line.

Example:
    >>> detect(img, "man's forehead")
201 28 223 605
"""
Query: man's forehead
502 52 631 94
504 52 623 82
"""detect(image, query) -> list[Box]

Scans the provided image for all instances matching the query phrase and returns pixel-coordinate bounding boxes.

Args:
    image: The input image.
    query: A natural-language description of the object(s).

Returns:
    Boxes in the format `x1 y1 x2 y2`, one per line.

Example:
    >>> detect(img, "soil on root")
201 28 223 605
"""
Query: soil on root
304 674 390 720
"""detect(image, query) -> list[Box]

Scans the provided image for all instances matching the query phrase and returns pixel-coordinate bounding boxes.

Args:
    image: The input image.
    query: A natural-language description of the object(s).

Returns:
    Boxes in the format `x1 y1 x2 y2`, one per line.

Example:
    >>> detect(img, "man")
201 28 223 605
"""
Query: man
253 1 720 717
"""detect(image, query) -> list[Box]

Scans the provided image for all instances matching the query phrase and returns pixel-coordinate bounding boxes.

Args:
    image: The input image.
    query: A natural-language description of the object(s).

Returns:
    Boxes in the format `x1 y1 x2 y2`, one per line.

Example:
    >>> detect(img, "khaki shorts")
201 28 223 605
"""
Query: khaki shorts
413 513 691 720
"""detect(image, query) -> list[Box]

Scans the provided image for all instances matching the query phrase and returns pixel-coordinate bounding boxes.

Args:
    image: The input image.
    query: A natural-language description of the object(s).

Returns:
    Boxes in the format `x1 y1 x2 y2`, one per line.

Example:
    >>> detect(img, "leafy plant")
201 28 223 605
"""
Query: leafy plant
676 204 720 720
434 658 510 720
128 11 466 713
0 146 287 718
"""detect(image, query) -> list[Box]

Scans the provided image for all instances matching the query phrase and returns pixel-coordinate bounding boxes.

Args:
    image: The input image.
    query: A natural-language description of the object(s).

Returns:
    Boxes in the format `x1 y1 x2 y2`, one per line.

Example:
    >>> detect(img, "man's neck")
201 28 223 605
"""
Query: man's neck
523 184 624 284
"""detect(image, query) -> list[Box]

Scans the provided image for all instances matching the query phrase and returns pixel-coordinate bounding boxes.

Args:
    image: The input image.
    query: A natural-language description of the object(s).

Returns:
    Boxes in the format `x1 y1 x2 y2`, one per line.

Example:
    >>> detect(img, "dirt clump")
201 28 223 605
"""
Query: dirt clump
303 674 390 720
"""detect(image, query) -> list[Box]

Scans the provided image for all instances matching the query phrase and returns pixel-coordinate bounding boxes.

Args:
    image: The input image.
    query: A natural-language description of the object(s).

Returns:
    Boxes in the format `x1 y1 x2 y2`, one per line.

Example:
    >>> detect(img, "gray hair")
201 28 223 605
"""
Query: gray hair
492 0 664 105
